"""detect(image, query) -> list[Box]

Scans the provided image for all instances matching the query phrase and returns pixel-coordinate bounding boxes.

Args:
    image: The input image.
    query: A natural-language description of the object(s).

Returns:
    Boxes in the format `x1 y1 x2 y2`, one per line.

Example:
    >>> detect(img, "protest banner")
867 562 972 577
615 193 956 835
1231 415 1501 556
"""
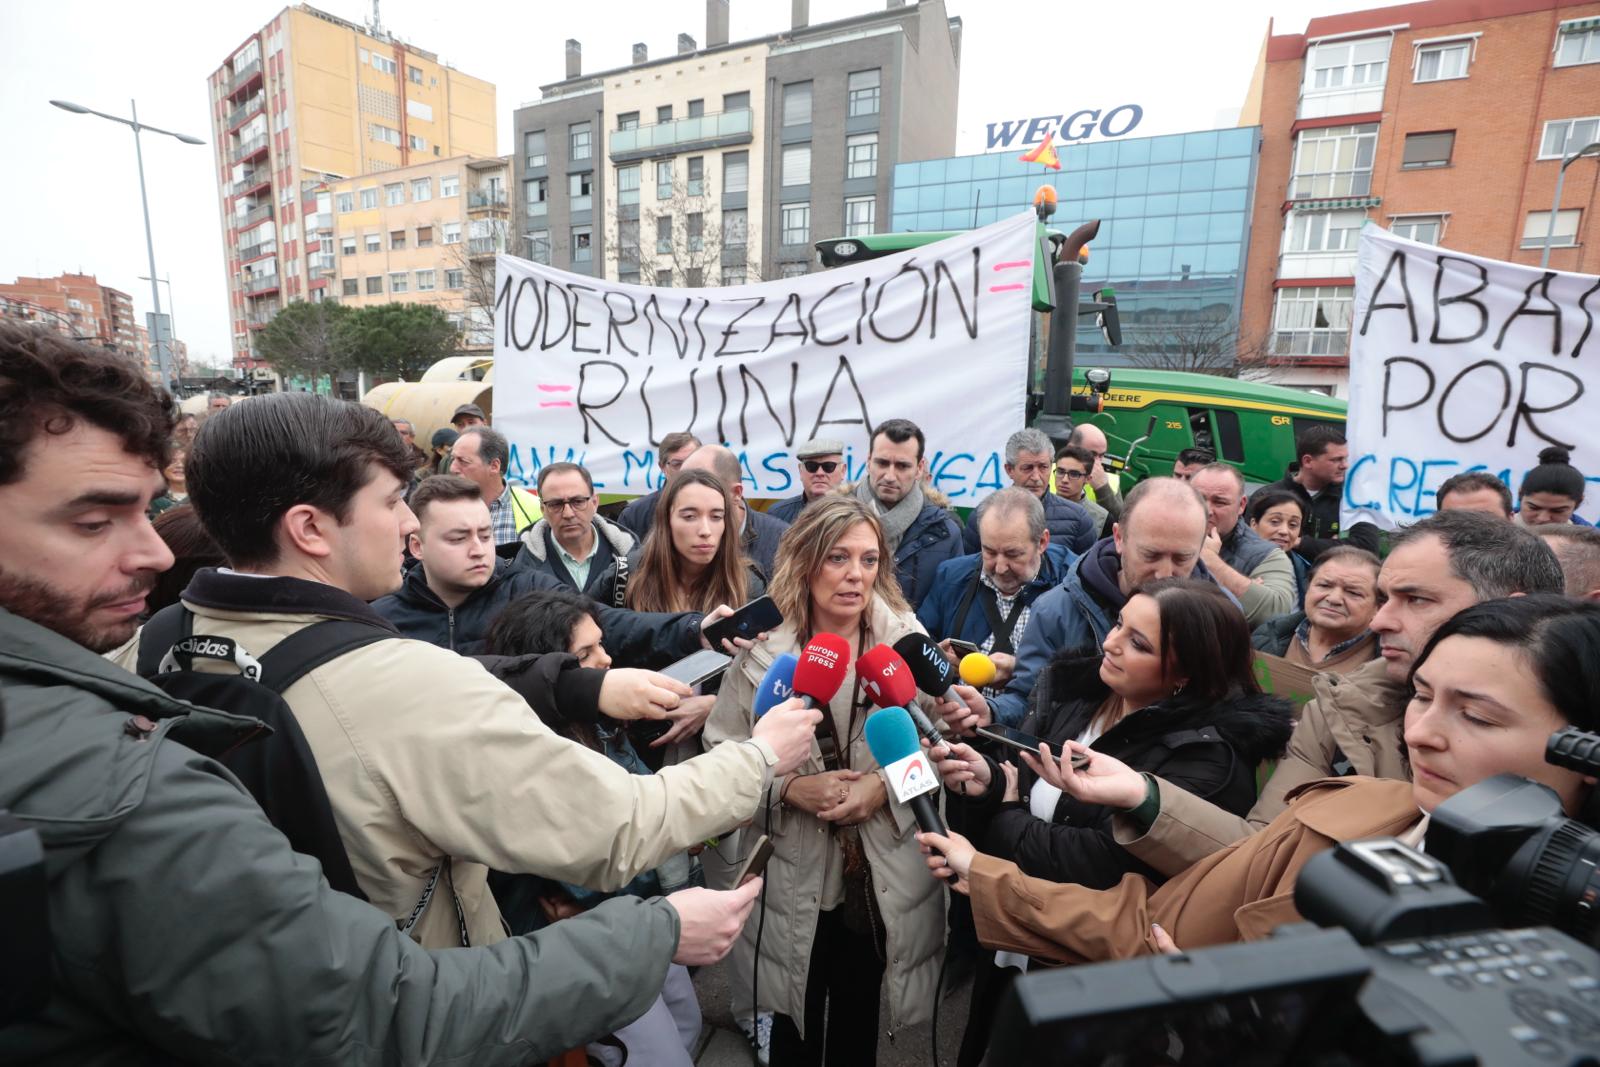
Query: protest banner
1344 226 1600 529
492 211 1037 500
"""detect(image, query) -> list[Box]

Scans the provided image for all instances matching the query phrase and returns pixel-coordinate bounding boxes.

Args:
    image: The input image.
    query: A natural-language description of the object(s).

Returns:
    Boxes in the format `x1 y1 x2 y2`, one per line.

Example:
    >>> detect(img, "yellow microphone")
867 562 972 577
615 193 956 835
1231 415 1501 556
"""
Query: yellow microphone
959 652 997 688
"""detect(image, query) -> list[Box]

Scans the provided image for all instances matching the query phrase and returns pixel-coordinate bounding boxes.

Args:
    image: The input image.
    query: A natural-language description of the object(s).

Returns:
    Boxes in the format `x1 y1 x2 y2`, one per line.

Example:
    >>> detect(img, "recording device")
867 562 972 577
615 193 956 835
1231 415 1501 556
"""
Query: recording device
945 638 981 657
792 633 851 709
975 724 1091 770
863 705 946 837
959 652 998 689
857 644 945 747
990 726 1600 1066
1 697 53 1026
753 653 799 718
735 833 775 888
894 632 963 704
659 648 732 688
703 595 783 650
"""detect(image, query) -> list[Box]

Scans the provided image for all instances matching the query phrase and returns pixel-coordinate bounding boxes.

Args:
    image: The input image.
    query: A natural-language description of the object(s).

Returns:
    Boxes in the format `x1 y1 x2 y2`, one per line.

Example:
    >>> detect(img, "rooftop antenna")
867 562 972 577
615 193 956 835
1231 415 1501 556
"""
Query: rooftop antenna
368 0 385 39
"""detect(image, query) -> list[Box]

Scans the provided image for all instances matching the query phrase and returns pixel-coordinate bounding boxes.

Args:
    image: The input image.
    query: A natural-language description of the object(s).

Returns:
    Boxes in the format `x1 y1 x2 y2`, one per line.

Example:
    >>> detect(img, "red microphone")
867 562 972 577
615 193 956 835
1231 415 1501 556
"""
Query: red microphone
792 632 852 708
857 644 944 748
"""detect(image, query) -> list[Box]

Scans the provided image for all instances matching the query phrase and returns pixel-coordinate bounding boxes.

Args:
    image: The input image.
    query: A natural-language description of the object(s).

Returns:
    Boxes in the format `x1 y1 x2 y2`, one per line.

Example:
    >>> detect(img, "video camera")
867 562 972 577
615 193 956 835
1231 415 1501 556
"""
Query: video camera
990 727 1600 1065
1 694 53 1026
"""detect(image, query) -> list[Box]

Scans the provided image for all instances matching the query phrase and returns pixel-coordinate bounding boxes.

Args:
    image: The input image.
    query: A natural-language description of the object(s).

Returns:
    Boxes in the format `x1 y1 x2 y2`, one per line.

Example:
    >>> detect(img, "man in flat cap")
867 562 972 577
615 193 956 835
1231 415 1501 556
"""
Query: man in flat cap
769 438 847 524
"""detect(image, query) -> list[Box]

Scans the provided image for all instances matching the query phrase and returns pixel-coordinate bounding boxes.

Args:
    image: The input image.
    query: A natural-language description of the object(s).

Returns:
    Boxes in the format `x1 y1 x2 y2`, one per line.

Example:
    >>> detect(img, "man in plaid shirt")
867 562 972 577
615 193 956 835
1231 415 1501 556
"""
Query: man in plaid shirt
449 426 541 546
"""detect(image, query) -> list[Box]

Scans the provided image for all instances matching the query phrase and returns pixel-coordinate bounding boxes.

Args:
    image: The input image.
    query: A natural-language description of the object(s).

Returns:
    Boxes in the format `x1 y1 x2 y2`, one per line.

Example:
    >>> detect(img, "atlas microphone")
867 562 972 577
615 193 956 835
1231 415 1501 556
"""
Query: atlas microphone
753 653 799 718
857 644 944 748
863 705 947 837
792 633 851 709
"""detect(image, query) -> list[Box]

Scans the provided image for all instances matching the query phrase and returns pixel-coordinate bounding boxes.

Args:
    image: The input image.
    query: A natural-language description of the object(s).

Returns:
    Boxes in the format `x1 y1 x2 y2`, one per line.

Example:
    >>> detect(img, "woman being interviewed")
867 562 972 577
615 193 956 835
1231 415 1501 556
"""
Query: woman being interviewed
706 494 968 1065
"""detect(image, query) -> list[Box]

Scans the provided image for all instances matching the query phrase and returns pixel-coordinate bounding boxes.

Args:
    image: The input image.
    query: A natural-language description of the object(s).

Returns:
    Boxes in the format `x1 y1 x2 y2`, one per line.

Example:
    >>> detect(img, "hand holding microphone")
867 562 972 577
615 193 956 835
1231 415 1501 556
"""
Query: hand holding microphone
893 634 994 737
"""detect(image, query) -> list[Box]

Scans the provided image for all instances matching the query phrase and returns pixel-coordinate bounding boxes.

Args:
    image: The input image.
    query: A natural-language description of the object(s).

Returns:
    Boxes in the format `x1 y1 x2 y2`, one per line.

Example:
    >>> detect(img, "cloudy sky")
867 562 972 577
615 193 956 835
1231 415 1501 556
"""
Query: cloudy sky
0 0 1375 366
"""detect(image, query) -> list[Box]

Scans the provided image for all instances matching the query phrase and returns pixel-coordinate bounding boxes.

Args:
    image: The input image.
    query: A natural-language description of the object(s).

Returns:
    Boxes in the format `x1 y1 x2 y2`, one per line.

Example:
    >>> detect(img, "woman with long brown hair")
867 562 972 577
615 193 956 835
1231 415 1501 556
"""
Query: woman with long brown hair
705 495 980 1065
626 469 759 615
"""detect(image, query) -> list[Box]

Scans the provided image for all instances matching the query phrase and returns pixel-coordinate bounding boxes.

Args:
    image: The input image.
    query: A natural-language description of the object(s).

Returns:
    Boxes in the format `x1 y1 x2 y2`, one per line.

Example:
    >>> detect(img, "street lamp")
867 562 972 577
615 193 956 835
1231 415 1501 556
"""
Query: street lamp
1540 140 1600 269
50 98 204 389
139 272 179 378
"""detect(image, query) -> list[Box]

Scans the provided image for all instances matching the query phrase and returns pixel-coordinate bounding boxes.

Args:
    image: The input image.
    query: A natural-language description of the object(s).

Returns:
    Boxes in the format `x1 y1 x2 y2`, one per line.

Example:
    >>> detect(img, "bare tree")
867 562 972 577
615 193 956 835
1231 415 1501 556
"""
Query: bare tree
611 172 762 287
1121 306 1284 383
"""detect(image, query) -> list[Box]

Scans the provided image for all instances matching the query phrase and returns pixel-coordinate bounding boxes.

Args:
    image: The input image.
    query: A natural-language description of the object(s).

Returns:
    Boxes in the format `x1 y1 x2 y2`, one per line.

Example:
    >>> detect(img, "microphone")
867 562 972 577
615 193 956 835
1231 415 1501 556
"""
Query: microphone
863 705 946 836
753 653 799 718
857 644 943 748
892 632 962 704
959 652 997 689
792 633 851 709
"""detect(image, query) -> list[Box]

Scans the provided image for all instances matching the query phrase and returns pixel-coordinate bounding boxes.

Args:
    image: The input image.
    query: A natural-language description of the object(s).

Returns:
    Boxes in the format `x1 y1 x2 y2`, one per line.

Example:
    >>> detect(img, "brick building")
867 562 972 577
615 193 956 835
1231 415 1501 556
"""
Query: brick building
0 273 155 376
1239 0 1600 395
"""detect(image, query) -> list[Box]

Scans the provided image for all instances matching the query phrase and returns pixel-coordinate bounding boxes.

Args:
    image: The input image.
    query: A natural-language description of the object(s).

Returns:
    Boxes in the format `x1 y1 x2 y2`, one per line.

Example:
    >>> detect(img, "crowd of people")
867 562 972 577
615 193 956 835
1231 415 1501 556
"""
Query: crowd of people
3 317 1599 1066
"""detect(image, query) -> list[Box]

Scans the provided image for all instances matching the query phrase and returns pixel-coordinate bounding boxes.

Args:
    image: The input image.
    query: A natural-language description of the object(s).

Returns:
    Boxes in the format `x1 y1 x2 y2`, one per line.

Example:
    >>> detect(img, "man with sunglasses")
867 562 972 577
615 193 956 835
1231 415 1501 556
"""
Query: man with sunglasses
511 461 639 605
769 437 847 524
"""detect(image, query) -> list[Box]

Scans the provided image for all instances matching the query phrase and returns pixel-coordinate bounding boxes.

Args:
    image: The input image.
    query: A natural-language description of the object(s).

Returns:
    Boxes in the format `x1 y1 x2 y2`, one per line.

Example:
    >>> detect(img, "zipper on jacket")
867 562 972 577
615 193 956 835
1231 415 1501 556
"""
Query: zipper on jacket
447 608 456 651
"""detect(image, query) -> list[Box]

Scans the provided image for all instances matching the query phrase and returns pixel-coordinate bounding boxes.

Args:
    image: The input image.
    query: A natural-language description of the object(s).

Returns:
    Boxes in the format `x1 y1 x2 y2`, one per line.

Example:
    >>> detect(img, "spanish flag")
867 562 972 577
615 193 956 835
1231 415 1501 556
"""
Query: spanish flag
1018 132 1061 171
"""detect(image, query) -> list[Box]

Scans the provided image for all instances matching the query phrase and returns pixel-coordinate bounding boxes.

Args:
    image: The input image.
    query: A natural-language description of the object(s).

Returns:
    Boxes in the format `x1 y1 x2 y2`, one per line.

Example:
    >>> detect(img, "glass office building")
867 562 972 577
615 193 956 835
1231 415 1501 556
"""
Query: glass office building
891 126 1261 366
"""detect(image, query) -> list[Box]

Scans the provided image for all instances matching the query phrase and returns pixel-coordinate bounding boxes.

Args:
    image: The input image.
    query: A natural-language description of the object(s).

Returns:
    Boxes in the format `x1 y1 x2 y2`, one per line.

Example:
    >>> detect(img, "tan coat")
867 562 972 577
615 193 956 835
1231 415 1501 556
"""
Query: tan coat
1116 656 1408 877
703 598 947 1037
112 601 778 949
971 777 1419 964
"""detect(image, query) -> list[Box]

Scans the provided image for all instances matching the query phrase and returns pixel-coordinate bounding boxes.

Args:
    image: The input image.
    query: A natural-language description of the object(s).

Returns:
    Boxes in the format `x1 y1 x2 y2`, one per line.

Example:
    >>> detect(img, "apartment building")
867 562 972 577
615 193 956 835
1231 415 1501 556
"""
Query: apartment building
1239 0 1600 395
207 4 496 371
512 0 961 285
326 154 510 345
0 273 157 375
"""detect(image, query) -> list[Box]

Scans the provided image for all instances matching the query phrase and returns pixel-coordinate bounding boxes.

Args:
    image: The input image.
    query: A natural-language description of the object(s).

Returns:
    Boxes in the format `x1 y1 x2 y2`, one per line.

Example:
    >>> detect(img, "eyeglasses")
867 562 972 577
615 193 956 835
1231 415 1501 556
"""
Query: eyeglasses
1056 469 1088 481
543 496 594 514
662 459 687 473
803 460 840 474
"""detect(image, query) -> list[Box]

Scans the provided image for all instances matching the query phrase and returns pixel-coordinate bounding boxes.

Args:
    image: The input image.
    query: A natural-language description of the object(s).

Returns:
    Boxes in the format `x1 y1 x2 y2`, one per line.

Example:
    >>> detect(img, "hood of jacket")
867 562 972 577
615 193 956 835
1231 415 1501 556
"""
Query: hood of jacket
516 514 636 566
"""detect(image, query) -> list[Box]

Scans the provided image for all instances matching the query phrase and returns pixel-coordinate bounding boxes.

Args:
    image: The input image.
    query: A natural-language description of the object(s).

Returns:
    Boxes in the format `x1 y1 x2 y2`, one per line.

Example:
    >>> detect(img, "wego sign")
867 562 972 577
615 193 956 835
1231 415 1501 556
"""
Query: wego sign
983 105 1145 151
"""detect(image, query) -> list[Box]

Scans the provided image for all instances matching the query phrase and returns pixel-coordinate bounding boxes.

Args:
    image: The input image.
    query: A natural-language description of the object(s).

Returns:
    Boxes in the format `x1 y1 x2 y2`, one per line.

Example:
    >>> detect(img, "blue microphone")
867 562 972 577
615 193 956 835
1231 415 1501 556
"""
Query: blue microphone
864 705 946 836
753 653 799 718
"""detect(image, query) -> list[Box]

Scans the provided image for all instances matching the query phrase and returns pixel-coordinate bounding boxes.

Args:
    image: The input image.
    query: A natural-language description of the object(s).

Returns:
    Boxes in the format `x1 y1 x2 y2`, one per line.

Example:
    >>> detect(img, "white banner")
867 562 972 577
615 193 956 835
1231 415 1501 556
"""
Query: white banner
1344 227 1600 530
492 211 1037 501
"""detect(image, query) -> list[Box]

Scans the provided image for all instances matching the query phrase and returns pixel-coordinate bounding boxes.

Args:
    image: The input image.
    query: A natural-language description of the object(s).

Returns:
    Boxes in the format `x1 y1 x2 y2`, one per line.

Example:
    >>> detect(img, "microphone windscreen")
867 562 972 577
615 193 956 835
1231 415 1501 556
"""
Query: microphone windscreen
959 652 998 688
753 653 799 718
863 705 923 769
856 645 920 710
793 632 852 705
893 632 957 696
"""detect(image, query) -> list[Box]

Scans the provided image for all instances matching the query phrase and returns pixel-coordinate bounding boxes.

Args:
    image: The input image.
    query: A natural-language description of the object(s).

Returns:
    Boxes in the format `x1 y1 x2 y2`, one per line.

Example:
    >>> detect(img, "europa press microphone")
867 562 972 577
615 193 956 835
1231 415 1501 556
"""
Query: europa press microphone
792 633 852 709
858 644 944 749
753 653 800 718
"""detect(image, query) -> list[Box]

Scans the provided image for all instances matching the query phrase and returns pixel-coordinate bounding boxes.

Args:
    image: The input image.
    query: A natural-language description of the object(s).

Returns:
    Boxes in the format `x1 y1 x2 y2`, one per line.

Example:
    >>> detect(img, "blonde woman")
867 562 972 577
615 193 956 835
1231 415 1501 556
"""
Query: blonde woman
706 495 982 1065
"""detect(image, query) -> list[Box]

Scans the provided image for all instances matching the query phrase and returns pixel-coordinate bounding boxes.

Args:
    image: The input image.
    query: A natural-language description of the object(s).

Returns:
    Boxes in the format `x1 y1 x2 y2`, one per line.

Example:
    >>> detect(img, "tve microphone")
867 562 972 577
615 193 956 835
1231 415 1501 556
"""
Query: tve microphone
863 705 946 836
893 632 961 704
753 653 799 718
959 652 998 689
857 644 943 748
792 633 851 708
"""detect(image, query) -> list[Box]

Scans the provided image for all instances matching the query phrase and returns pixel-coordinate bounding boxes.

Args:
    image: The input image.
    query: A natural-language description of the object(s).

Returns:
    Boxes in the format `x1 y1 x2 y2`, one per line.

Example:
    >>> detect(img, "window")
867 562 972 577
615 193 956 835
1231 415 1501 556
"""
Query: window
569 172 592 211
1273 285 1353 357
656 269 673 287
618 219 640 265
845 196 876 235
524 130 547 168
688 99 705 118
569 121 592 161
618 165 641 206
723 209 747 249
656 160 674 199
848 69 881 116
783 82 812 126
1401 130 1454 169
446 269 465 289
1284 209 1365 253
846 133 878 179
366 276 384 295
525 231 551 264
723 91 750 112
364 233 381 253
687 156 705 197
412 178 431 201
687 267 704 287
781 203 810 245
723 151 749 194
617 111 640 131
408 64 423 84
390 229 406 250
416 225 433 248
779 262 807 279
657 104 673 123
1556 19 1600 66
443 222 462 245
416 270 435 291
620 270 641 285
656 216 673 253
1289 124 1378 198
359 187 379 210
342 278 359 297
389 272 408 294
336 192 354 213
385 183 404 206
526 177 549 216
370 124 401 146
408 135 427 152
571 226 592 263
1541 117 1600 160
1522 209 1581 248
782 144 811 187
687 212 704 252
1415 40 1472 81
721 267 745 286
1306 37 1389 91
372 53 396 75
441 173 459 197
1389 215 1444 244
340 235 357 255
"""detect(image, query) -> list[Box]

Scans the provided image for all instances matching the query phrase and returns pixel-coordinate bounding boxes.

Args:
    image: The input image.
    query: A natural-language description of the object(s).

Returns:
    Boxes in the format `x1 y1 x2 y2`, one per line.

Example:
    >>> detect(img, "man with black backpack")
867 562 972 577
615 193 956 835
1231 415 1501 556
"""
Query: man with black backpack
0 323 772 1063
110 390 821 950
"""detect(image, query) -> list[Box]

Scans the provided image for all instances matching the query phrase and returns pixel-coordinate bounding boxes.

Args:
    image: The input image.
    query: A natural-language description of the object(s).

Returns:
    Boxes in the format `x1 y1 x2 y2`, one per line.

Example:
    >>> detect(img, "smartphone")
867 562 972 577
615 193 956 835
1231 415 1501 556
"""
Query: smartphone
735 834 774 887
945 638 981 657
703 595 784 649
660 648 733 688
976 725 1091 769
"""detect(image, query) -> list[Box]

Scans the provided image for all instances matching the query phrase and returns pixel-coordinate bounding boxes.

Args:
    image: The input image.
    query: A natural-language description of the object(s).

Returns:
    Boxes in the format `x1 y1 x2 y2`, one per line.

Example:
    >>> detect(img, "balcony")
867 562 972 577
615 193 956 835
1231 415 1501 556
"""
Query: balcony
467 237 503 258
227 59 263 98
236 202 273 228
468 190 509 213
226 93 265 131
245 310 277 330
243 273 280 296
238 239 276 263
231 133 269 164
609 108 753 163
232 172 270 198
